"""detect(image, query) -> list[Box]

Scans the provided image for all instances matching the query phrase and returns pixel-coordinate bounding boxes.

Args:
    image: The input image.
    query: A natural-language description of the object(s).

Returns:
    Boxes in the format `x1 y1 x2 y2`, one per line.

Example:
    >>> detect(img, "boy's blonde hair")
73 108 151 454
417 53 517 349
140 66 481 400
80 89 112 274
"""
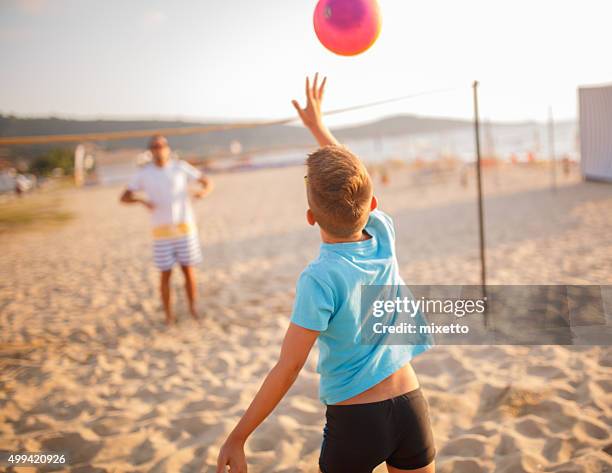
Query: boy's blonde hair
306 145 373 238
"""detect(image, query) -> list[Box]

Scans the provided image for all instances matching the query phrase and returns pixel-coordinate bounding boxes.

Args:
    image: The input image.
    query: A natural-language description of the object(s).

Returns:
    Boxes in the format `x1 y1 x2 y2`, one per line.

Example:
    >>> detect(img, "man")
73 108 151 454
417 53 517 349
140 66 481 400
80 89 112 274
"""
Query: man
120 134 213 325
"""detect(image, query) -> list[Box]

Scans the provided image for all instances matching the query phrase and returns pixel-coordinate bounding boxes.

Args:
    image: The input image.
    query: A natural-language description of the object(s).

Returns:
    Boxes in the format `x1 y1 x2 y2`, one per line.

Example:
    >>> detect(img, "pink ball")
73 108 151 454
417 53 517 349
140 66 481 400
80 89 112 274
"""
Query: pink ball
313 0 382 56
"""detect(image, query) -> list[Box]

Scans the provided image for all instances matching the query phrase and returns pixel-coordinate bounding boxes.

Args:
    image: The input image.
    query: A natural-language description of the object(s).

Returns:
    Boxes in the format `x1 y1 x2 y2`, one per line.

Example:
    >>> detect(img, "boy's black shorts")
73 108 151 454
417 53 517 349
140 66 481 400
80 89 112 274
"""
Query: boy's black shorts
319 388 435 473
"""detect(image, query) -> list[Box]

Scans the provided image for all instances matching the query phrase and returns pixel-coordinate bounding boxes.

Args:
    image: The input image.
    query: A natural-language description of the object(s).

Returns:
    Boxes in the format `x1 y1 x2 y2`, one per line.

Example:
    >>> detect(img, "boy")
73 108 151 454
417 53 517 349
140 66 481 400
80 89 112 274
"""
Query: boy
120 134 213 325
216 75 435 473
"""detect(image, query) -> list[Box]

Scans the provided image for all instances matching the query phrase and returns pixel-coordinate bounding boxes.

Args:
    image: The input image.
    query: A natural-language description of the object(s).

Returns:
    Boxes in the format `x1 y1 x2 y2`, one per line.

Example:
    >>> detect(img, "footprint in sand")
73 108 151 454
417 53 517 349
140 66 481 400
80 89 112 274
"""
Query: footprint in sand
40 431 103 466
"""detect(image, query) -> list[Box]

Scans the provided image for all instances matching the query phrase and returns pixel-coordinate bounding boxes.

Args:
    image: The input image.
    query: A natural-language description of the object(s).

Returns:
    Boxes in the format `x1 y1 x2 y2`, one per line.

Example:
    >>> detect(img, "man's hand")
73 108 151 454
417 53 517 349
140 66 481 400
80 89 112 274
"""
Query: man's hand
292 73 339 147
193 176 214 200
216 436 247 473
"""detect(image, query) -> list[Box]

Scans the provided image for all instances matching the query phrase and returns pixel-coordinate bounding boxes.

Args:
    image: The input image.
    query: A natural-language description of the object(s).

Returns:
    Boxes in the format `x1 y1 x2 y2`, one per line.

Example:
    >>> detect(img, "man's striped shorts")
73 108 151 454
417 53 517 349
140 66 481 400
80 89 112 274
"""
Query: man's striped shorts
153 233 202 271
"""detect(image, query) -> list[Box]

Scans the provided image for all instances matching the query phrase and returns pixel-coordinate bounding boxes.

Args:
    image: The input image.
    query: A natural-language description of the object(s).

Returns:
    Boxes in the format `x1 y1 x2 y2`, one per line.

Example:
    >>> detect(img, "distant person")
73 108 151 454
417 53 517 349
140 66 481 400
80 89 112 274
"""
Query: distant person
120 135 213 325
562 155 571 176
217 75 435 473
15 172 31 197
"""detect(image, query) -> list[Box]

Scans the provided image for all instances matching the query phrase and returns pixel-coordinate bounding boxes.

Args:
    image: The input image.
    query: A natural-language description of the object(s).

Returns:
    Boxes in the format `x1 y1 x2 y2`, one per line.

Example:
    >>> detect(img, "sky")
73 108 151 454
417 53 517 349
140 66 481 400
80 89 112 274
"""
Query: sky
1 0 611 125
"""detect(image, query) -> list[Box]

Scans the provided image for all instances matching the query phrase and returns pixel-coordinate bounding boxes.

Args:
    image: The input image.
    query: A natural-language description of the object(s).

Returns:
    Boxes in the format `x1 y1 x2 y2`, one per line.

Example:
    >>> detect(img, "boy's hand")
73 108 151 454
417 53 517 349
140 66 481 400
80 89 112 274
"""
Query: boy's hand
216 436 247 473
292 73 326 130
292 73 339 147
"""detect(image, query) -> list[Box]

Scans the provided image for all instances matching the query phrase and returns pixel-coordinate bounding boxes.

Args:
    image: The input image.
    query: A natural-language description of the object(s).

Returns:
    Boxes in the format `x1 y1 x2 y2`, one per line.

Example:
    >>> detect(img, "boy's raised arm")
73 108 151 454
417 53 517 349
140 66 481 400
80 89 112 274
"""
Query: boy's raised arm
292 73 339 148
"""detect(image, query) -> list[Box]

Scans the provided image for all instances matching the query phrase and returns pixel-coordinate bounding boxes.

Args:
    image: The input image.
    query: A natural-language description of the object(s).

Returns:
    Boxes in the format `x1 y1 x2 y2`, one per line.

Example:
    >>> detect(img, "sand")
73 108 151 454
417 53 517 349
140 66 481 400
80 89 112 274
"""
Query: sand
1 163 611 472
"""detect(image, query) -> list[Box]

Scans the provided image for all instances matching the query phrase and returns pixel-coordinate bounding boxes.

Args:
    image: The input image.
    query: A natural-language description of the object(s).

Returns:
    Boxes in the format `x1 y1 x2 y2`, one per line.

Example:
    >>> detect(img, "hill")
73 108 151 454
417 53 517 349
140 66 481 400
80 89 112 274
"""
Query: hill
0 114 474 159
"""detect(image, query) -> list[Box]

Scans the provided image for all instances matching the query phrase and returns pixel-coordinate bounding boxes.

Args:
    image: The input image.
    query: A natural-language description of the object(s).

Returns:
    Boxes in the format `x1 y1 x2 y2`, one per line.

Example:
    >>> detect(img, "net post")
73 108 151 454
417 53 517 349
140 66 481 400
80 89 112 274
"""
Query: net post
472 81 487 301
548 106 557 192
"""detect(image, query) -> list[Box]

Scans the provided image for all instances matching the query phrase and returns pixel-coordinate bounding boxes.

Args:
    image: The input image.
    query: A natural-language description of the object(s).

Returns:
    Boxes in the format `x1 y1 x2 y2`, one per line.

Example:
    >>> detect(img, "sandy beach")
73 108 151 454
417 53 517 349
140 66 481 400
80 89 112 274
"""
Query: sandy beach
1 163 611 472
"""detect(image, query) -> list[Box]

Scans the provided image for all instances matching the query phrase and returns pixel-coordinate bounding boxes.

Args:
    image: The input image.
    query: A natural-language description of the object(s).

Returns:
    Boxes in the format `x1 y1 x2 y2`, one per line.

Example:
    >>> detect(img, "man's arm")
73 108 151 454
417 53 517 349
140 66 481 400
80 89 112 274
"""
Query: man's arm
216 323 319 473
193 175 214 199
292 73 339 148
119 189 154 210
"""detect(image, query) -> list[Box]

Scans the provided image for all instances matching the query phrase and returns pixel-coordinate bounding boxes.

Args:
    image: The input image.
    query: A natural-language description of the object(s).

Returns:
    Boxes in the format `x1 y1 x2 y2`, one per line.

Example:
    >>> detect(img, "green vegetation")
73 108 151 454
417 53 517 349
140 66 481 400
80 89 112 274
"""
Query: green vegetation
30 148 74 177
0 192 73 234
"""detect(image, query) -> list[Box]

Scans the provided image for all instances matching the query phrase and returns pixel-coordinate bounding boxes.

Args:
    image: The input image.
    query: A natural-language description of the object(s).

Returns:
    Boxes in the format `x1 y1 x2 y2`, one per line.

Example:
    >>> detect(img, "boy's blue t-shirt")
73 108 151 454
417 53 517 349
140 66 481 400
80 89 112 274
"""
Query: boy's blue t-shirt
290 209 432 405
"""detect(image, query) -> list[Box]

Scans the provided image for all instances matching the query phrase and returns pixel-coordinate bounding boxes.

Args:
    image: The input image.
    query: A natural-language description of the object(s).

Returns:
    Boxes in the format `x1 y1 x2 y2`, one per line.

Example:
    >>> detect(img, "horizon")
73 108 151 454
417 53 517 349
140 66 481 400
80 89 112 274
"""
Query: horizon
0 110 579 128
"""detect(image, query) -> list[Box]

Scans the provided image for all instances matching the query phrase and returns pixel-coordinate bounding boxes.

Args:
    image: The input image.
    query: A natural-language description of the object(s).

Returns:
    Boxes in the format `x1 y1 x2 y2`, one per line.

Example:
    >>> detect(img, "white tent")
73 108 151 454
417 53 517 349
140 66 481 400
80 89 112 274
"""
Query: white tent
578 83 612 182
